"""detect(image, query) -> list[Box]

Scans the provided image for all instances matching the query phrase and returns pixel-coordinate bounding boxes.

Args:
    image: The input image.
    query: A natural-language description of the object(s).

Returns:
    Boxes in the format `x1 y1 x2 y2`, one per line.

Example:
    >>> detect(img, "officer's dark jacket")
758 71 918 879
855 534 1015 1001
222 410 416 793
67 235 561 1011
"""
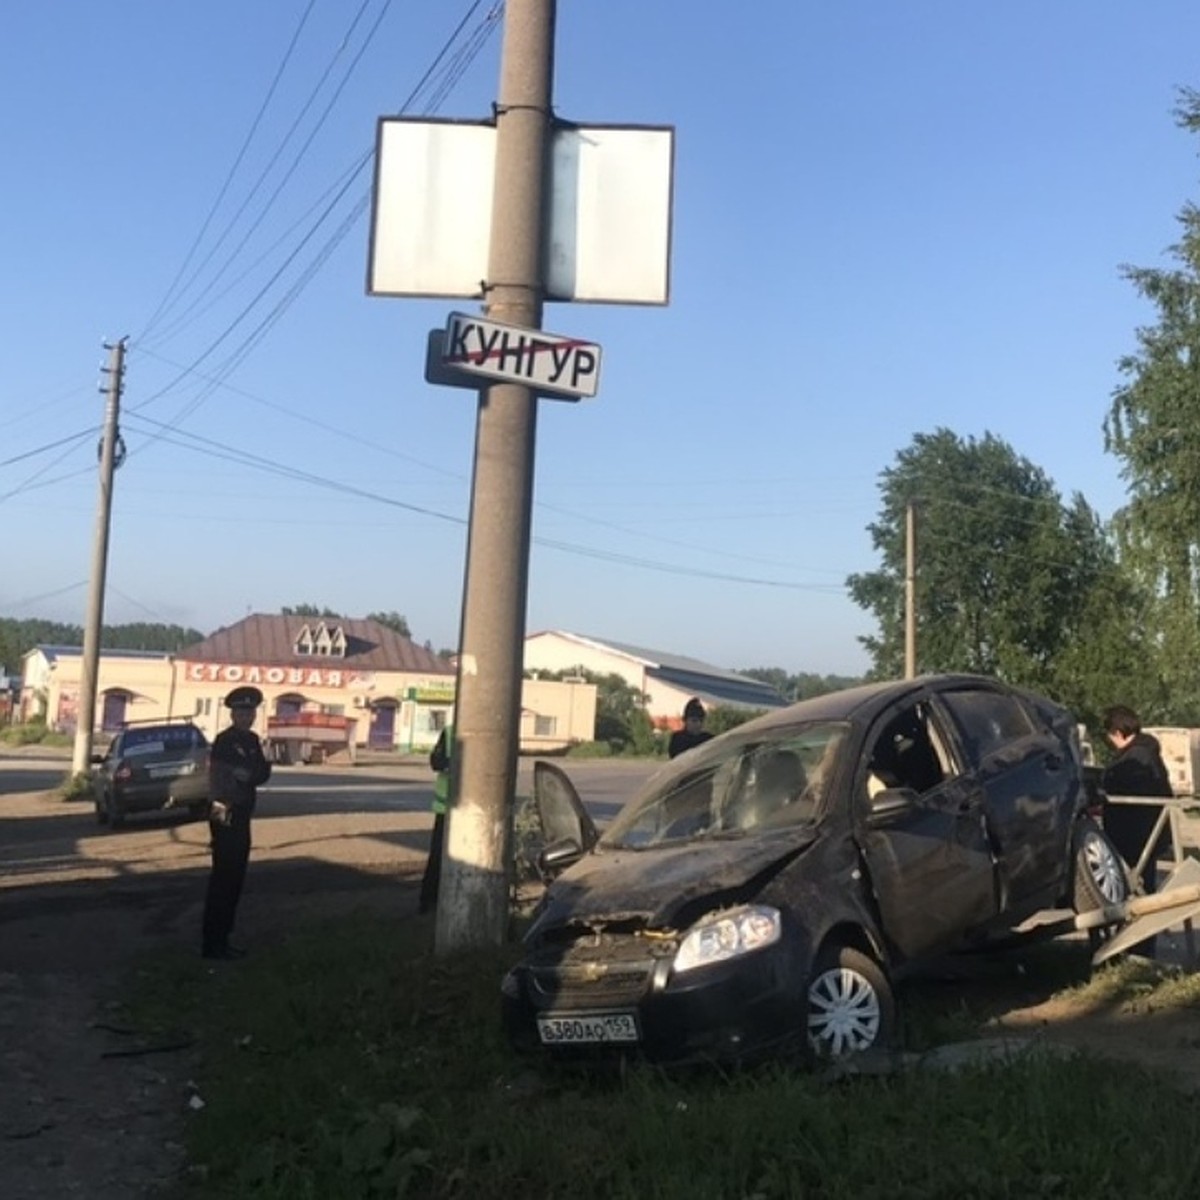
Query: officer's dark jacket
209 727 272 813
1103 732 1172 799
667 728 713 760
1102 731 1172 859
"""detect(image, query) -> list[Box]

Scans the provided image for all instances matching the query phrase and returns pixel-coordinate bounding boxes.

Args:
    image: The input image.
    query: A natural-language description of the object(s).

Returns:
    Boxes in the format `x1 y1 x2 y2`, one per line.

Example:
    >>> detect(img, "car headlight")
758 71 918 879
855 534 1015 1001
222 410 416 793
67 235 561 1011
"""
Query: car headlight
673 905 781 974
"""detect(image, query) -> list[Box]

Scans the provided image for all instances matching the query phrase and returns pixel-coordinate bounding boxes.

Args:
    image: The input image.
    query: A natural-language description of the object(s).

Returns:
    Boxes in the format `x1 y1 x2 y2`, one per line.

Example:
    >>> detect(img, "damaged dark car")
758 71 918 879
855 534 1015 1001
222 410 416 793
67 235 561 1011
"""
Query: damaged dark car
501 675 1129 1064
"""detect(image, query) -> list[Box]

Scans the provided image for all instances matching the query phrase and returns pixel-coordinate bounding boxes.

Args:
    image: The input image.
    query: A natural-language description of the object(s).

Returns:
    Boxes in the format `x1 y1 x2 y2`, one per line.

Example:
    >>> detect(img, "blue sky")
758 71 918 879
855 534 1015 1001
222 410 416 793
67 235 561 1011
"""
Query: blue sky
3 1 1199 677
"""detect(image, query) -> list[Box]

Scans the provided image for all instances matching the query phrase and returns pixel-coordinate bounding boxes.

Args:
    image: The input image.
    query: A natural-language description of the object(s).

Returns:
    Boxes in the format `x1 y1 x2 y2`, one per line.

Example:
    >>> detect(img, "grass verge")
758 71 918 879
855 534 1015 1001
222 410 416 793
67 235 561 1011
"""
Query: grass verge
121 916 1200 1199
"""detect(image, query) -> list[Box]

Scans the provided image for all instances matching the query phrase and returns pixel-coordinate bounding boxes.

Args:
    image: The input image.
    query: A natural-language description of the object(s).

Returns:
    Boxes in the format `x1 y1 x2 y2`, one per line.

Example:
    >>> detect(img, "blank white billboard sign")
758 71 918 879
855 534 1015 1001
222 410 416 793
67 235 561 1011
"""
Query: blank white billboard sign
368 118 673 305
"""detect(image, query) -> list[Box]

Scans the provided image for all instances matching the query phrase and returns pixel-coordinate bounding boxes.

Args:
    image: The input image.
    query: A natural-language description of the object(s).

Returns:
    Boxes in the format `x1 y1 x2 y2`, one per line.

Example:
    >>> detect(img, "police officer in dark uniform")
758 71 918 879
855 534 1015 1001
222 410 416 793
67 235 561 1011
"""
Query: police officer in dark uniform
202 686 271 960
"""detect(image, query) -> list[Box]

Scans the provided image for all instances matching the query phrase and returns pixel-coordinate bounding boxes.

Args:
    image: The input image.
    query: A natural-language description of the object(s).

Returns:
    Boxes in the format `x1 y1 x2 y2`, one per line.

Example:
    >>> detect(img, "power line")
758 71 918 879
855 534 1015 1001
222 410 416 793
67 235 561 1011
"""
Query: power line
124 1 499 454
144 0 395 348
117 411 849 592
138 0 322 342
3 580 89 611
0 428 97 504
0 427 97 470
132 345 460 477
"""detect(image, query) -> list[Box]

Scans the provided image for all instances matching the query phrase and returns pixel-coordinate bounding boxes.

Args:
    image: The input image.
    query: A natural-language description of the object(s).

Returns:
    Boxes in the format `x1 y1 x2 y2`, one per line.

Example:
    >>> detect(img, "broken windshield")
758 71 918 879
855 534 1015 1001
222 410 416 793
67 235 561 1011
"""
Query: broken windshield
601 721 849 849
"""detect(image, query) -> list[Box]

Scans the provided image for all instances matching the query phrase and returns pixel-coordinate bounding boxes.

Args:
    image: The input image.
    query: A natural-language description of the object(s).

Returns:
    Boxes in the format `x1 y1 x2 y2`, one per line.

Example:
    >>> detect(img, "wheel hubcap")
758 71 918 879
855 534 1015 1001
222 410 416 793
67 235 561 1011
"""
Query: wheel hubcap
807 966 881 1056
1084 833 1125 903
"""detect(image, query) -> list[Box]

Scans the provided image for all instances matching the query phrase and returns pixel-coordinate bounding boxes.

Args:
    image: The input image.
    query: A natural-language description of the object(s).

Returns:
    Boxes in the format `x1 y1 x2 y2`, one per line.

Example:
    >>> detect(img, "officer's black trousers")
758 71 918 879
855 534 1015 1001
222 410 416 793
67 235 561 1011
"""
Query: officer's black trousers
202 811 252 954
418 810 445 914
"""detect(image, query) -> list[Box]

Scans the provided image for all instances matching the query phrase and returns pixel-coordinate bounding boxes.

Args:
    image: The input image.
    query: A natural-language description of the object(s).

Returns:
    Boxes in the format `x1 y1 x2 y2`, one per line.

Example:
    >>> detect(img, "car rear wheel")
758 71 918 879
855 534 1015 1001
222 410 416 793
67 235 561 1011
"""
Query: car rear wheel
806 945 895 1059
1072 818 1130 953
1072 817 1129 912
105 790 126 830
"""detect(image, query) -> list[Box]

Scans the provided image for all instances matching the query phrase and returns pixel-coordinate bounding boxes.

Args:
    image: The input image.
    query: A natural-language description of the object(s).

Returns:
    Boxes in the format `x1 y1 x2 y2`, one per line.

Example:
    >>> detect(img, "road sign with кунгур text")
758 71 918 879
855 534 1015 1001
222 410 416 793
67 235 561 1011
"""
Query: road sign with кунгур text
441 312 601 399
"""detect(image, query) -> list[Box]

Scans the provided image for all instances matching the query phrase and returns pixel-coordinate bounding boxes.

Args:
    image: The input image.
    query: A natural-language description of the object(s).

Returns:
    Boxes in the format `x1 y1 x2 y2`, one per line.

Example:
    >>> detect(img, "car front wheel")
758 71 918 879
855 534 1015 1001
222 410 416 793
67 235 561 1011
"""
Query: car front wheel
806 945 895 1059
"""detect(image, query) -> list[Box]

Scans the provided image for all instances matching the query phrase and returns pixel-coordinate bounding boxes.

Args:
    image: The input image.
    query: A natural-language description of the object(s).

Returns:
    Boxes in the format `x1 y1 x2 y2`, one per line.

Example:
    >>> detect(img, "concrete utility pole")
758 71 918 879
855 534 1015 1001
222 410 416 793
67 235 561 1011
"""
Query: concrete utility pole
904 501 917 680
436 0 555 953
71 338 127 777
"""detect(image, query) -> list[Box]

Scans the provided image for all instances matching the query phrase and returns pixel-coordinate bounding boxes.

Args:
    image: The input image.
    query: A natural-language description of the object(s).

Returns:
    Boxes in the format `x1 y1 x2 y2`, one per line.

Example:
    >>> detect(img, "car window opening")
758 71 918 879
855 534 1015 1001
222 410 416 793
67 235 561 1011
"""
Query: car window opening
867 703 949 800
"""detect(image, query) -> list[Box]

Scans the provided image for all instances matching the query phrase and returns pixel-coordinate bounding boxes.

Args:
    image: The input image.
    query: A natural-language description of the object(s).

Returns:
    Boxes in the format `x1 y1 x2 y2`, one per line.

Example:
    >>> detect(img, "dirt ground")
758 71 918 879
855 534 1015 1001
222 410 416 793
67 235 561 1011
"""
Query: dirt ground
0 762 427 1200
0 877 415 1200
3 763 1200 1198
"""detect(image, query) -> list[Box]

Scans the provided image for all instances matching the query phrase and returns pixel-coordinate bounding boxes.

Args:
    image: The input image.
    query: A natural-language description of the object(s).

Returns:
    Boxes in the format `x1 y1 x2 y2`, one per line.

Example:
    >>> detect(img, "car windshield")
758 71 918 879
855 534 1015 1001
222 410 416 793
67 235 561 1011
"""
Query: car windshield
601 720 850 849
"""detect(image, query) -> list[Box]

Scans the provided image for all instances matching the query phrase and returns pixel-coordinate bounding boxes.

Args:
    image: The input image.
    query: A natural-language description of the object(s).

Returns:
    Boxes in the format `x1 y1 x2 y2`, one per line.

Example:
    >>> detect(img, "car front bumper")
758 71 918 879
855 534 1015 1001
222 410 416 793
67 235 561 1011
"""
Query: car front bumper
502 937 807 1065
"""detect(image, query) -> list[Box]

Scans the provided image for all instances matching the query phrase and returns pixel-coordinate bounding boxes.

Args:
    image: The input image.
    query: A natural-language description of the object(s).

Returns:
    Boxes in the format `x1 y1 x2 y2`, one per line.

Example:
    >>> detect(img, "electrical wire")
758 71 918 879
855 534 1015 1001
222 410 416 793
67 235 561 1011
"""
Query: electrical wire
138 0 321 343
117 410 849 592
145 0 395 349
124 1 498 454
3 581 89 610
0 428 98 504
0 427 98 470
132 346 460 477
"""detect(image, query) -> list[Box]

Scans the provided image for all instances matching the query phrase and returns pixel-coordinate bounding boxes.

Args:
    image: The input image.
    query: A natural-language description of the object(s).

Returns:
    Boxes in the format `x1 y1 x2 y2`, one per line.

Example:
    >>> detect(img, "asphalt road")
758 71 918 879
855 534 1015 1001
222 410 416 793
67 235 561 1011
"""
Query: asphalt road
0 751 661 935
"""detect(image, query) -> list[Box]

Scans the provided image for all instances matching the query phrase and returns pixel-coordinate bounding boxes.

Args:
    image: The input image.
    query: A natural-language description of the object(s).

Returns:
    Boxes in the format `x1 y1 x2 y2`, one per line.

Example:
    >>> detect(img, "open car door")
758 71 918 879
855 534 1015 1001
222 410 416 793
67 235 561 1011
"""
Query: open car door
533 761 600 865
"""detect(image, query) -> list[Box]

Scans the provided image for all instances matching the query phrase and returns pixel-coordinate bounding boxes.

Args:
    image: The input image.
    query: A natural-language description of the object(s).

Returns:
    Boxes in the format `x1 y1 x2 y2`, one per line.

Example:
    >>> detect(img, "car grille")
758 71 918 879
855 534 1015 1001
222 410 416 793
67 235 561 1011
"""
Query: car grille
525 928 674 1010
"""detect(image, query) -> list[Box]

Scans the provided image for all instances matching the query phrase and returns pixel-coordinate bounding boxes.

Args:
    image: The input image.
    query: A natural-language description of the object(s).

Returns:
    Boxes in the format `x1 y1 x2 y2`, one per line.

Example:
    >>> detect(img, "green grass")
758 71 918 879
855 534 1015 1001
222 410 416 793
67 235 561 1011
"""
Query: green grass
121 918 1200 1199
58 769 94 801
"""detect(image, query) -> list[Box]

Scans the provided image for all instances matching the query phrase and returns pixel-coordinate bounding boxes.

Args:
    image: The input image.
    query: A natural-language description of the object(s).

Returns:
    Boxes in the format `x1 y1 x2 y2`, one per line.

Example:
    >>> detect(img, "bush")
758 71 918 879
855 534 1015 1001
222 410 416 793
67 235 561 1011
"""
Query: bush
0 722 50 746
59 771 94 802
565 740 613 758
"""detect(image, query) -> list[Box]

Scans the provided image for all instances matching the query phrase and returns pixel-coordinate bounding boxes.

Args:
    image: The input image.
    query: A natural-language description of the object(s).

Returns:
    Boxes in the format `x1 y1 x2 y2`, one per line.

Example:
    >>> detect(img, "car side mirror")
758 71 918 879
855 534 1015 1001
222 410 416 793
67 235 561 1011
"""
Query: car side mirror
867 787 920 826
90 754 104 765
538 836 585 878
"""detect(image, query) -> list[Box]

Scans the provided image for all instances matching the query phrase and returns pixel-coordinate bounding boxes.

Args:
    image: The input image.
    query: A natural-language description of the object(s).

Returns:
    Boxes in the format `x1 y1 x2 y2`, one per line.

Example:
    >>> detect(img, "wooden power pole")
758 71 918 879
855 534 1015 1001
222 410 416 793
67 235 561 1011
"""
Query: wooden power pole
904 501 917 680
71 338 126 777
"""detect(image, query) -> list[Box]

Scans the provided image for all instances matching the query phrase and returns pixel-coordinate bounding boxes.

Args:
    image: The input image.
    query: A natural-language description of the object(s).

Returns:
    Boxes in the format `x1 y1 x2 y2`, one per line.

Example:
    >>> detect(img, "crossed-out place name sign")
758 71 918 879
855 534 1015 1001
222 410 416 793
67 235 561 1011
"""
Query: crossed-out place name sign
440 311 601 399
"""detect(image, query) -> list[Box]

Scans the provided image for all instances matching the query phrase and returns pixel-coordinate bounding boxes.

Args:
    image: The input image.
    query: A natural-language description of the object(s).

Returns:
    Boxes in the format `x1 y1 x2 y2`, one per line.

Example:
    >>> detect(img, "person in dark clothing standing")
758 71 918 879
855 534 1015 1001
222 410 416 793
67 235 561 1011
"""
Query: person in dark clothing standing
1102 705 1172 956
202 685 271 960
668 698 714 760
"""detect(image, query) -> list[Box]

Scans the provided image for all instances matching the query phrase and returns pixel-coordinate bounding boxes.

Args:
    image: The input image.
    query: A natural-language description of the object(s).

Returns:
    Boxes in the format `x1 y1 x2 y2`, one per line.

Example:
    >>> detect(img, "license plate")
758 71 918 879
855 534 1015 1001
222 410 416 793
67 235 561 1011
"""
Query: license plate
536 1012 639 1045
150 764 188 779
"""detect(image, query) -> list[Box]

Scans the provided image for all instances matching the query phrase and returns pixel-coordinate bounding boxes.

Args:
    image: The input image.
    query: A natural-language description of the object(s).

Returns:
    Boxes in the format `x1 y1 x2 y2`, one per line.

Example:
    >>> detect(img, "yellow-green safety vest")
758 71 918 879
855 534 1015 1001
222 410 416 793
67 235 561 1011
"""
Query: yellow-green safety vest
432 726 454 814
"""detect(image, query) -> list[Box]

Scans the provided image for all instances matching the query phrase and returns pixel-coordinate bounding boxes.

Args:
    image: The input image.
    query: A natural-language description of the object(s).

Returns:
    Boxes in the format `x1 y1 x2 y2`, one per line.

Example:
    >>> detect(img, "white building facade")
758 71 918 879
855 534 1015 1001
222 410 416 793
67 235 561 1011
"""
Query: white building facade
523 630 786 729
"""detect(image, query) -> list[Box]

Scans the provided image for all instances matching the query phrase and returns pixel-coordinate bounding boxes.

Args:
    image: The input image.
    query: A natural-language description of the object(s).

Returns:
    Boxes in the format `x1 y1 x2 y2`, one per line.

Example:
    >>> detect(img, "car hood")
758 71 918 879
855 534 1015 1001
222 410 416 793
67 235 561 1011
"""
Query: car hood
529 827 819 934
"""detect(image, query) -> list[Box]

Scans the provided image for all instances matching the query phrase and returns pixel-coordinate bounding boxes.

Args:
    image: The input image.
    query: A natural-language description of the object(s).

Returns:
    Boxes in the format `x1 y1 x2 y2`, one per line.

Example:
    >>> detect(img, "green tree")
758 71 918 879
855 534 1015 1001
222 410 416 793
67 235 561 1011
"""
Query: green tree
739 667 864 702
847 429 1129 700
366 611 412 638
1104 87 1200 721
0 625 16 673
103 623 204 652
0 618 204 663
704 705 767 735
282 604 343 619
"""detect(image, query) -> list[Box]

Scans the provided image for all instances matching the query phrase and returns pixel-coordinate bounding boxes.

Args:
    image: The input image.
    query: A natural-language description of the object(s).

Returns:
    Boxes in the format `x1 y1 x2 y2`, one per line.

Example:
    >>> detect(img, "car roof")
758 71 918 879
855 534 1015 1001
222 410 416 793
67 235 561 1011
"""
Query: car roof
728 673 1033 736
117 722 207 740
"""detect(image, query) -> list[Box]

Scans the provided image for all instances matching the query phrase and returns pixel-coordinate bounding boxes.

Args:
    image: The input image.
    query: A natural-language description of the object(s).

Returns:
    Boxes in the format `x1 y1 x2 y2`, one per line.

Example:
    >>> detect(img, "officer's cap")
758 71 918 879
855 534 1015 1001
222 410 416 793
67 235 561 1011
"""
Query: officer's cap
224 685 264 710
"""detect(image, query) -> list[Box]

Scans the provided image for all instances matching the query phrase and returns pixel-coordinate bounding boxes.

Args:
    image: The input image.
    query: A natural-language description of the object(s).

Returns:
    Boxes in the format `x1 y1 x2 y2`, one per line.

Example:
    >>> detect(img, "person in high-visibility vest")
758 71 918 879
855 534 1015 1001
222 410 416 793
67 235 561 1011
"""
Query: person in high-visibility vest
419 724 453 913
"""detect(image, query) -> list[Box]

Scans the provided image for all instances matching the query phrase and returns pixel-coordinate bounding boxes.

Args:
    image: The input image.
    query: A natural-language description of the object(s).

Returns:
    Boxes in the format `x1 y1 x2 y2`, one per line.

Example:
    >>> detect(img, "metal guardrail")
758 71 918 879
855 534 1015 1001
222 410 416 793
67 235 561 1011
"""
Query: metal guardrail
1104 793 1199 965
